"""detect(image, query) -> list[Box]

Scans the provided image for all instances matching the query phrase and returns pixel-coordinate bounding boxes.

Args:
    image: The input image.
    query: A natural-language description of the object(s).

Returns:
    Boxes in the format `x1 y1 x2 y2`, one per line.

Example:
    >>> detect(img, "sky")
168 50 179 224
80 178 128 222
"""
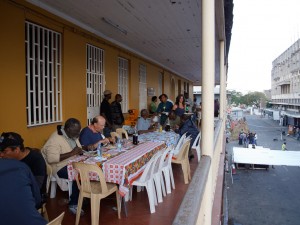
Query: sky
227 0 300 94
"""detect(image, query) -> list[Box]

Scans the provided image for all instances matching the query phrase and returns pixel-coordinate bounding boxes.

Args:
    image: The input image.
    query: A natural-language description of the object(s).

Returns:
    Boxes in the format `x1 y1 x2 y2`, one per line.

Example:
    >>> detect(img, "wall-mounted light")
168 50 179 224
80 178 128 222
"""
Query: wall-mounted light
102 17 127 35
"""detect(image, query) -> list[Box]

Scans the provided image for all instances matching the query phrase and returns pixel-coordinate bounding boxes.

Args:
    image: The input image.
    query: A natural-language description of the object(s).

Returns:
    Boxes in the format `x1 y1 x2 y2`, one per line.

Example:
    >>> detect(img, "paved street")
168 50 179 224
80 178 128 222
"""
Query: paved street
225 114 300 225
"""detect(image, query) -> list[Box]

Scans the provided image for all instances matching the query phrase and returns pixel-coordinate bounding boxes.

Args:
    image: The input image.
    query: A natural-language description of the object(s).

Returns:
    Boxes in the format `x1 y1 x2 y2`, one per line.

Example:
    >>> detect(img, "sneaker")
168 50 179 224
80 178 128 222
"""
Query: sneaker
69 205 84 216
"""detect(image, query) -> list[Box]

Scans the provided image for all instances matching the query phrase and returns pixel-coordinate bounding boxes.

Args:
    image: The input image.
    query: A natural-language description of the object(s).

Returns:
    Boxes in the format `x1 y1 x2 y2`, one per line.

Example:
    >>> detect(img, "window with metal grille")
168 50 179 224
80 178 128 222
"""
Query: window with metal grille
139 64 147 111
86 44 104 125
118 57 128 112
25 21 62 126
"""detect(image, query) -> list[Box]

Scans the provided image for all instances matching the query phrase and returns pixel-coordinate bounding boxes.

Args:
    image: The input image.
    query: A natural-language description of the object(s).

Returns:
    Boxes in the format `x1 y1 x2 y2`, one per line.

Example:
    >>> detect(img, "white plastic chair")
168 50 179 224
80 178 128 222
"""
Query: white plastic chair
161 147 175 194
153 148 169 203
129 152 160 213
50 174 72 199
47 212 65 225
44 160 72 199
191 131 201 162
173 133 187 156
172 139 191 184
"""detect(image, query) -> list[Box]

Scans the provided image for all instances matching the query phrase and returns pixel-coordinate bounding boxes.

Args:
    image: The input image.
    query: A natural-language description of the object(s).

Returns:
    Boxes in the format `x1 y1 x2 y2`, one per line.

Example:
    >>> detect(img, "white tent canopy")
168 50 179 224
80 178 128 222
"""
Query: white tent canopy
233 147 300 167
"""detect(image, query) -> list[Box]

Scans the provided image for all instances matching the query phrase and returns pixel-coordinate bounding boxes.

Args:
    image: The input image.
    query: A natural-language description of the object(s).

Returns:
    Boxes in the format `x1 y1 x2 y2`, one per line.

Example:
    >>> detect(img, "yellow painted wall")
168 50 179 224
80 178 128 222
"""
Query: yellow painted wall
0 0 193 148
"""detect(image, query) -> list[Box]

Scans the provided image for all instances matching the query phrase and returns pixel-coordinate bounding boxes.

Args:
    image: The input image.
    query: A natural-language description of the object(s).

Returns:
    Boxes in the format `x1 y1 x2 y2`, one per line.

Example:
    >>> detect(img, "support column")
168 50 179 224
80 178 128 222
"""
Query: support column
219 41 226 148
200 0 215 224
219 41 225 122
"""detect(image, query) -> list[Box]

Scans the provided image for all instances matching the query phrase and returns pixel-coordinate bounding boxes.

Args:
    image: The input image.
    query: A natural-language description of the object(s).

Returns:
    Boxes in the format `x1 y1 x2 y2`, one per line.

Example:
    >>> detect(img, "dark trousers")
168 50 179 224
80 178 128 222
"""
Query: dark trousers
57 166 79 206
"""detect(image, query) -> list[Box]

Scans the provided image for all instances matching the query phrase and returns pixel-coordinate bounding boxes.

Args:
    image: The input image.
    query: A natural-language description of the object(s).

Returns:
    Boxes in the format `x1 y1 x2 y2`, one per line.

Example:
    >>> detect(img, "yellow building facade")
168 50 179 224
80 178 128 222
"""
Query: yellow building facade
0 0 193 148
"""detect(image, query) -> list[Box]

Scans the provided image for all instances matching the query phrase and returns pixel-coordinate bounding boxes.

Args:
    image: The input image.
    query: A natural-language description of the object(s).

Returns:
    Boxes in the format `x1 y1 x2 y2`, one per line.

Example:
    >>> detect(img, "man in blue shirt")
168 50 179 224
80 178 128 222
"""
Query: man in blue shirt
80 115 111 150
0 158 47 225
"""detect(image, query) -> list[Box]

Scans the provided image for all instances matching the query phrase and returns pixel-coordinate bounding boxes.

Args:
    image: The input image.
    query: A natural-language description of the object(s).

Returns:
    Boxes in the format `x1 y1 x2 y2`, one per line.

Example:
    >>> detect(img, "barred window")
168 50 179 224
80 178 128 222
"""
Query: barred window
139 64 147 111
86 44 104 124
118 57 129 112
25 21 62 126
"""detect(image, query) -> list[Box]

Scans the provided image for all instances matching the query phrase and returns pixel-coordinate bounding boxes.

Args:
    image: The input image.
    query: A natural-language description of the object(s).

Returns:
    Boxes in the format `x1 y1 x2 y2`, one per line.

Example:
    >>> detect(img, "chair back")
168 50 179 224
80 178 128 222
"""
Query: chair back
47 212 65 225
153 150 166 174
175 139 191 161
173 132 187 155
73 162 108 194
164 147 174 168
116 128 129 139
157 147 170 170
191 131 201 149
139 152 160 183
110 132 120 142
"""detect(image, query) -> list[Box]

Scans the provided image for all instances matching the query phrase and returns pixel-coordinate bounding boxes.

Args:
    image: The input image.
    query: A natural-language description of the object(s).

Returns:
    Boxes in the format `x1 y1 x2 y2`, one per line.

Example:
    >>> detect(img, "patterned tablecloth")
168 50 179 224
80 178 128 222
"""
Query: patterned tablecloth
67 141 165 196
137 130 180 147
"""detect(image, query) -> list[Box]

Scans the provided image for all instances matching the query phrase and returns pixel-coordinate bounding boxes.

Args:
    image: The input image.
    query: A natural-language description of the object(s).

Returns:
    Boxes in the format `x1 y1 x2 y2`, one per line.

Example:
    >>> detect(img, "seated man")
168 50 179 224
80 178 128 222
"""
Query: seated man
177 114 200 160
167 110 181 131
79 115 111 150
0 132 47 201
137 109 156 135
42 118 83 215
0 158 47 225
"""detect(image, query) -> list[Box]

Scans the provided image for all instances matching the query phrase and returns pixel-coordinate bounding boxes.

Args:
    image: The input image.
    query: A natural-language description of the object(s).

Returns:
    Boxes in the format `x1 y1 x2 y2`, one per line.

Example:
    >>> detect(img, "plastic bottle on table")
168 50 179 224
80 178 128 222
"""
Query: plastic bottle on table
96 142 102 159
117 137 122 152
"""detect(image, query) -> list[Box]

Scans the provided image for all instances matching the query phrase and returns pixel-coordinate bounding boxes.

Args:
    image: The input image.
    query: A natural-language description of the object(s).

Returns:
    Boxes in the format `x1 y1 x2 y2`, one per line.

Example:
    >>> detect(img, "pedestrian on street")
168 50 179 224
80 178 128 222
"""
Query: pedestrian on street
282 142 287 151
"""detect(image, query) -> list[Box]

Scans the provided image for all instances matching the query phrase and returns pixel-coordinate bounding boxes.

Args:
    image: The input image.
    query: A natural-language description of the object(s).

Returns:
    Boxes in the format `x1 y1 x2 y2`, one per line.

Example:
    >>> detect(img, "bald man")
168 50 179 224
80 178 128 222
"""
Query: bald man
79 115 110 151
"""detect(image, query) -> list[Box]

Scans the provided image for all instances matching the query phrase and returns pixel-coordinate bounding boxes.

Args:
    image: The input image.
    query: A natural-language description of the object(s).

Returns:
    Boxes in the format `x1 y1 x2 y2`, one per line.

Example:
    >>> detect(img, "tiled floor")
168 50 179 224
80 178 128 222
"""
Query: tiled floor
45 155 198 225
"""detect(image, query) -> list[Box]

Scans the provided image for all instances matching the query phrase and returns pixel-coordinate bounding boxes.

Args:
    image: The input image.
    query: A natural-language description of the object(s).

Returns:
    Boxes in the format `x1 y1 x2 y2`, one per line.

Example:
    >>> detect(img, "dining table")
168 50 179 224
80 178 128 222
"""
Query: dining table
137 130 180 147
67 141 166 197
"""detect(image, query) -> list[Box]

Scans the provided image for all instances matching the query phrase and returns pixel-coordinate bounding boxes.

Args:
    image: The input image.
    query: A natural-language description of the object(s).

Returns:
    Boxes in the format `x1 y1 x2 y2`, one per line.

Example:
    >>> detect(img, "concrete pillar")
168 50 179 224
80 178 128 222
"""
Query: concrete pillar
200 0 215 224
219 41 226 149
219 41 225 122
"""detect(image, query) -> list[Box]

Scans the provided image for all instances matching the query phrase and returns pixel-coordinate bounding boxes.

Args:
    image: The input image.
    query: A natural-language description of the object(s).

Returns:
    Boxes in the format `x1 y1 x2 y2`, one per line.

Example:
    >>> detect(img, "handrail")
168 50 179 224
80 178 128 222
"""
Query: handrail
172 156 211 225
213 118 222 151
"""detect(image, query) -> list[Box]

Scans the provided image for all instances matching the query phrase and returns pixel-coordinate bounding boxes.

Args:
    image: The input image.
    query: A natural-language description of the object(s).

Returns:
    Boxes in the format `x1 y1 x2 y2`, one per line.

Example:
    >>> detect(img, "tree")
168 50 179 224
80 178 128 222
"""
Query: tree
228 90 267 107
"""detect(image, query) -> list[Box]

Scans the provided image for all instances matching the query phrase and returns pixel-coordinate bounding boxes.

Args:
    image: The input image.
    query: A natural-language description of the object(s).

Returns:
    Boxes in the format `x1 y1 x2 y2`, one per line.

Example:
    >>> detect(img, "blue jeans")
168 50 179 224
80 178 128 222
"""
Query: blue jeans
57 166 79 206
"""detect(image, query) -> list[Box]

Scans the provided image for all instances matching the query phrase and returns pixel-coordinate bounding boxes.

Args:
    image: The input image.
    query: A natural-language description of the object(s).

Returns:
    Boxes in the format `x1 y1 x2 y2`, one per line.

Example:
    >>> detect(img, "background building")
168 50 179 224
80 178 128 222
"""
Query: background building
270 38 300 128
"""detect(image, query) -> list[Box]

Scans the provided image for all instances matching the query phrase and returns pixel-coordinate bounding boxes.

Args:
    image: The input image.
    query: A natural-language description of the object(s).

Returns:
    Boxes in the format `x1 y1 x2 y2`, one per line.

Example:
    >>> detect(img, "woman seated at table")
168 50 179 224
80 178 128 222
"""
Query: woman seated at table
137 109 156 135
172 94 186 117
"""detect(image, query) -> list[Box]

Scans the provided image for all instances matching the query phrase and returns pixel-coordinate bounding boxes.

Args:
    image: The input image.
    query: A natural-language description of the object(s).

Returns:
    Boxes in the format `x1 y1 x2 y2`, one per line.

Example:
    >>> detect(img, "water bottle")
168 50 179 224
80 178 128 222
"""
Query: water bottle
117 138 122 152
96 142 102 159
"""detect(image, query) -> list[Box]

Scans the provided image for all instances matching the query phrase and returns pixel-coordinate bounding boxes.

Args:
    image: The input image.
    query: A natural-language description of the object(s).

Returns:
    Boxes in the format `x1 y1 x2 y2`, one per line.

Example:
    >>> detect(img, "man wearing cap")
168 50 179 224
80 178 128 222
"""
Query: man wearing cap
42 118 84 215
100 90 114 135
0 132 47 195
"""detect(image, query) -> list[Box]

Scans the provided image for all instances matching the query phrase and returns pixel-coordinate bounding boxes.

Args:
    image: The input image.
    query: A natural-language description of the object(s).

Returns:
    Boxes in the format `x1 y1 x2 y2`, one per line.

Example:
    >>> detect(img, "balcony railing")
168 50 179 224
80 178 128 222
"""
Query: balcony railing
173 118 225 225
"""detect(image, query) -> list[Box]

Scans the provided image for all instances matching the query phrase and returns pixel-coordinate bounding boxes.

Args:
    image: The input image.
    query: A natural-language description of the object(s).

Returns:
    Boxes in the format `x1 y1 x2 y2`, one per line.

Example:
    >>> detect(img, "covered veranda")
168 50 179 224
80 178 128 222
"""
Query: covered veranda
0 0 234 224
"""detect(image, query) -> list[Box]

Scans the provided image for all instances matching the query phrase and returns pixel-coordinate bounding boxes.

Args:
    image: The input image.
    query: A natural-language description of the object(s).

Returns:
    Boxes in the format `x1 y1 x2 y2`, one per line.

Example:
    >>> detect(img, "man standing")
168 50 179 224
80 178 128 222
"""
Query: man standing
42 118 83 215
100 90 113 134
79 115 111 150
0 132 47 198
184 92 193 112
111 94 125 130
156 93 173 126
282 142 287 151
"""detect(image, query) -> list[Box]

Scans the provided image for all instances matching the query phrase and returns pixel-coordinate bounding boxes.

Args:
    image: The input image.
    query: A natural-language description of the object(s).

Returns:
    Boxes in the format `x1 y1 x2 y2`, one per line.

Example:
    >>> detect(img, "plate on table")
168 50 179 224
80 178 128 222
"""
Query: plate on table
105 144 117 150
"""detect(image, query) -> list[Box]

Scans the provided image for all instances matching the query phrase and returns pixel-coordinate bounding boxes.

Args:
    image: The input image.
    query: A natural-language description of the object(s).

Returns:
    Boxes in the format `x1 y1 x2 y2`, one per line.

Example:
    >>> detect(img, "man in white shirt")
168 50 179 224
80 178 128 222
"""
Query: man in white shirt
137 109 155 134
